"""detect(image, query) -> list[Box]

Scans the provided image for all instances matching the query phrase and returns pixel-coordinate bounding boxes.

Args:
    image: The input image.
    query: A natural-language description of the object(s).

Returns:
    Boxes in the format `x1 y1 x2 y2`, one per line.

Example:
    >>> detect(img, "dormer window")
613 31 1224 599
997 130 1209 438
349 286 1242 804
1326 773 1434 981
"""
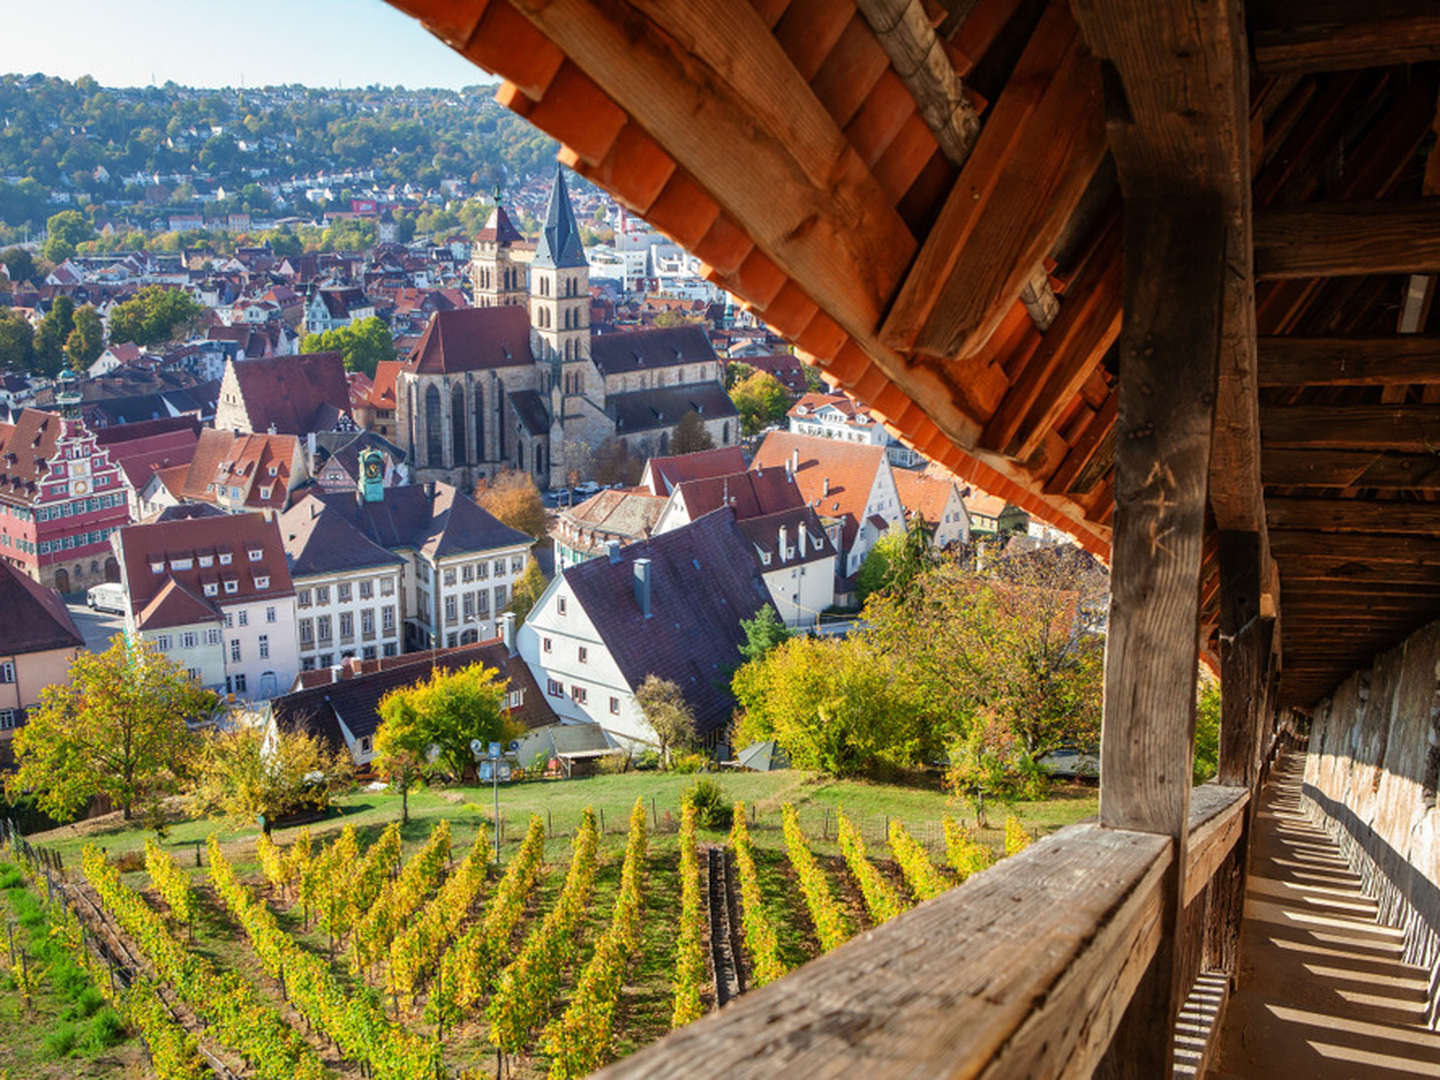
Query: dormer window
203 582 218 596
259 486 272 500
254 575 270 589
268 464 278 476
198 555 213 568
150 559 164 574
219 552 232 565
223 579 238 594
247 548 262 562
170 557 192 571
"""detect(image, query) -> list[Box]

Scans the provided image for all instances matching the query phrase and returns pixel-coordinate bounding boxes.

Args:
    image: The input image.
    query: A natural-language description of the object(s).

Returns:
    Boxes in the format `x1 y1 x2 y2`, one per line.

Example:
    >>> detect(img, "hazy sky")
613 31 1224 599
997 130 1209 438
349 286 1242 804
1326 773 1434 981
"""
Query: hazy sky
0 0 496 90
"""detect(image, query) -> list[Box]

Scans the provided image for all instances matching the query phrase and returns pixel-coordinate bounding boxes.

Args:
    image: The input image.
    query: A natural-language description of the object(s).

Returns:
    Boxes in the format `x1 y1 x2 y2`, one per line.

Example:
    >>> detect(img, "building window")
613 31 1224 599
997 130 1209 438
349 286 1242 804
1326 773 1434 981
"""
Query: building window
558 596 567 615
233 673 247 694
0 708 15 731
543 636 552 653
181 632 198 649
493 558 505 576
610 696 620 715
360 736 373 754
155 635 173 650
444 567 456 586
380 576 394 596
238 611 248 627
578 646 588 664
361 609 375 637
337 582 352 603
248 548 262 562
359 579 373 600
0 662 13 683
315 585 330 604
230 639 241 663
444 596 457 624
477 561 489 580
494 585 508 608
255 575 270 590
258 634 269 660
317 615 332 643
462 563 474 583
266 606 276 623
187 668 202 682
301 657 315 671
477 590 490 615
383 642 398 657
363 645 377 660
507 689 525 709
299 619 314 646
297 588 312 608
206 628 221 645
511 555 524 573
339 612 354 641
224 579 238 594
571 685 587 704
547 678 563 697
382 606 396 634
219 552 232 565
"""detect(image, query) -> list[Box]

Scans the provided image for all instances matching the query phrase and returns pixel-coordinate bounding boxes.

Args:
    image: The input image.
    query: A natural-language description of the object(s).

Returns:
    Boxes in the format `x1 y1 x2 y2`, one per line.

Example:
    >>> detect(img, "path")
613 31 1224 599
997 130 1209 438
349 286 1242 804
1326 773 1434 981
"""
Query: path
1209 754 1440 1078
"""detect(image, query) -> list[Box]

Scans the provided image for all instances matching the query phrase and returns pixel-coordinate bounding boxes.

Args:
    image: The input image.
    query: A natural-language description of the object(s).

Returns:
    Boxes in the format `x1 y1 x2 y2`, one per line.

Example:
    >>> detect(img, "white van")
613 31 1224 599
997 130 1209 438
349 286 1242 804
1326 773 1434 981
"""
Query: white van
86 582 126 615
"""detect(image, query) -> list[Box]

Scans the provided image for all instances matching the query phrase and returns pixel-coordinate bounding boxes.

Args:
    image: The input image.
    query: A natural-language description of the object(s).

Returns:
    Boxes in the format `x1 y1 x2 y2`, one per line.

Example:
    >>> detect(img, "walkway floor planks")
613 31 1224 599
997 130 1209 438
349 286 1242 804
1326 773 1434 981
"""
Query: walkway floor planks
1209 754 1440 1078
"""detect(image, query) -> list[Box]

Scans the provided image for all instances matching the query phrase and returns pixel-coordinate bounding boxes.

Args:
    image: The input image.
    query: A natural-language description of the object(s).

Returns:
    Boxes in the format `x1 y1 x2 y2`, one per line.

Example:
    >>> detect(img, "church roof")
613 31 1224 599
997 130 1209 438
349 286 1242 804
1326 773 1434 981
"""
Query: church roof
508 389 551 435
409 307 534 375
476 203 524 246
532 167 588 270
608 382 738 435
590 325 718 376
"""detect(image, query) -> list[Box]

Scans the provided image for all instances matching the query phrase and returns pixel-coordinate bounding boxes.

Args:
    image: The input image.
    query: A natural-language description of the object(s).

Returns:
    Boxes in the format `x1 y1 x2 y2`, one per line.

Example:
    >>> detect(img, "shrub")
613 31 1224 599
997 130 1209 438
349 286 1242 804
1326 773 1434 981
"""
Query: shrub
1004 814 1032 856
684 778 732 830
44 1023 78 1058
942 816 993 881
670 752 709 775
85 1007 126 1050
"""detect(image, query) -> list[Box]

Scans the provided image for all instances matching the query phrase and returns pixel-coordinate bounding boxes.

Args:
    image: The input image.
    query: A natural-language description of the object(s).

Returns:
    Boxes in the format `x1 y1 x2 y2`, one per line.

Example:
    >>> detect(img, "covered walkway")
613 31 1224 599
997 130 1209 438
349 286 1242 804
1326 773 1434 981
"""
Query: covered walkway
1211 754 1440 1079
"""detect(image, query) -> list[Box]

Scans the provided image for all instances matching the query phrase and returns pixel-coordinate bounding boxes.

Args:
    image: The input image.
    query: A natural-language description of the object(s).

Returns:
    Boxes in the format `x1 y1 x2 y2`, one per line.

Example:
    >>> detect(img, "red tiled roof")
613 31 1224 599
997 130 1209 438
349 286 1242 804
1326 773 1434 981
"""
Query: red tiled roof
641 446 747 496
180 429 297 511
894 469 960 526
409 307 533 374
0 560 84 654
670 468 803 521
368 359 407 409
228 352 351 435
0 409 64 501
751 431 887 553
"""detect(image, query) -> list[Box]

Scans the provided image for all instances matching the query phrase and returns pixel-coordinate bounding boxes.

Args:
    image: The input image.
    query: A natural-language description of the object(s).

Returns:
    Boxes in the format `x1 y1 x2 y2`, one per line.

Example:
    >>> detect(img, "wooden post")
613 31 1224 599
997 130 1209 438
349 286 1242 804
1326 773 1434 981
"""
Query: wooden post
1096 196 1226 1079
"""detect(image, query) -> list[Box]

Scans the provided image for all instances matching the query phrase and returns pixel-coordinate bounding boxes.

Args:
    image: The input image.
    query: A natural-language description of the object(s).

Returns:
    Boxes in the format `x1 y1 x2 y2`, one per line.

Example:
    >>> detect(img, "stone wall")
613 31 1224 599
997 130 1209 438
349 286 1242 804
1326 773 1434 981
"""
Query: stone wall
1302 617 1440 1027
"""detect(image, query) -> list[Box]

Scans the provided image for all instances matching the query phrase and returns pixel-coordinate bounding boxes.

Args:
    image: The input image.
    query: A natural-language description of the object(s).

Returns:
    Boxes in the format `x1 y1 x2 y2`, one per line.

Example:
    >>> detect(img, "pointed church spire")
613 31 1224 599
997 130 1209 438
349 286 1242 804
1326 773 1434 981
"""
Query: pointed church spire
532 166 588 270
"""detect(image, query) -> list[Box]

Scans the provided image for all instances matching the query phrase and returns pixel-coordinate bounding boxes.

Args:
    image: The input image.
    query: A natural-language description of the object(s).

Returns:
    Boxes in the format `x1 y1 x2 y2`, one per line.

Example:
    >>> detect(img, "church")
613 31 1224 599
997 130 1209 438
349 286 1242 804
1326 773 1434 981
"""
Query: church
394 168 739 491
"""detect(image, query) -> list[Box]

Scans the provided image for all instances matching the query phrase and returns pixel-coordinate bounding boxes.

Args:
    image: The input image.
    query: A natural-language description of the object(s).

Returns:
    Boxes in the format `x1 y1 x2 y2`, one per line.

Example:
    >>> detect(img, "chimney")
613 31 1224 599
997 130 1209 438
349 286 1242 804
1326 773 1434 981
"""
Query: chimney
330 664 343 684
778 524 788 558
306 430 316 460
607 539 621 564
499 611 517 656
798 524 807 557
633 558 652 618
423 480 436 499
822 476 830 496
789 447 799 475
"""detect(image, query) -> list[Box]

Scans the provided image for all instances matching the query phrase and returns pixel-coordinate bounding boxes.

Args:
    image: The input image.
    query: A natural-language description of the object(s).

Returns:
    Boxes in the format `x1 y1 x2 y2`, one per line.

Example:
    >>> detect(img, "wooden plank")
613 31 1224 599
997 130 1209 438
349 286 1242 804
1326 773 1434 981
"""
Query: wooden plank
880 0 1107 359
855 0 982 166
593 824 1170 1080
1184 785 1249 905
1256 335 1440 385
1095 198 1225 1080
1266 497 1440 534
1045 393 1116 495
1277 555 1440 585
1261 448 1440 490
1252 0 1440 74
1260 405 1440 451
1254 199 1440 279
1269 529 1440 562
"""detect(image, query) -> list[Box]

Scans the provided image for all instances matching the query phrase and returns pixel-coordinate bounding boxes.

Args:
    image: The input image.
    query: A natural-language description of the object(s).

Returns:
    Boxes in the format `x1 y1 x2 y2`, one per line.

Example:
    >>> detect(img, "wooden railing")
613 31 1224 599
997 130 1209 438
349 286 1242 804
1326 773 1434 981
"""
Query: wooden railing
597 784 1250 1078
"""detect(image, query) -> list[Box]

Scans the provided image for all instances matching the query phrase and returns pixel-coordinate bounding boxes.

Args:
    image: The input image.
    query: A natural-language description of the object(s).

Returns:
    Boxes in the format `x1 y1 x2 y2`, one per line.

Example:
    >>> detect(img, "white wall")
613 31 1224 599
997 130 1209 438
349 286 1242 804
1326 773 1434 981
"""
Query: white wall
220 594 298 701
140 622 226 692
762 555 835 629
294 565 403 669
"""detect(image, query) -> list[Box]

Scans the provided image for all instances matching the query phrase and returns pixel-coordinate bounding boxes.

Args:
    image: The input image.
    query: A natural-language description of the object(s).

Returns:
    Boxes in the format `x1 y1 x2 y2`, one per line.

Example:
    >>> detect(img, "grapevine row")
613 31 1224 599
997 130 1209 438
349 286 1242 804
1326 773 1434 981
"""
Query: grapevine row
486 807 600 1054
354 819 452 974
541 798 649 1077
669 800 705 1027
387 827 492 1008
780 804 851 952
836 810 907 925
82 845 328 1080
1004 815 1033 856
942 816 994 880
299 824 357 932
730 803 785 987
425 813 545 1025
144 838 195 926
887 820 949 902
257 827 311 900
206 835 437 1080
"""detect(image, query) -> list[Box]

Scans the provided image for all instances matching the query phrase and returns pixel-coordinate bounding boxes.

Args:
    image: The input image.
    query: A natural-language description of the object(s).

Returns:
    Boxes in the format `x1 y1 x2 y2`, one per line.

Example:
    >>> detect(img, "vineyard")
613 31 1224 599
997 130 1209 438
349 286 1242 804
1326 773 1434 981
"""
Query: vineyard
2 775 1094 1078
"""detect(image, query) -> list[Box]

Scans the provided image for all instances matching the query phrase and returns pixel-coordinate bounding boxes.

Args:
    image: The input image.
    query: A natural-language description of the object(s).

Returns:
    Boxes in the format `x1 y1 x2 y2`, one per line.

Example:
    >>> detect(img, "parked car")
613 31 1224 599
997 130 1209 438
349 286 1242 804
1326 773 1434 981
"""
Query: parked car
1037 746 1100 782
573 480 601 496
86 582 126 615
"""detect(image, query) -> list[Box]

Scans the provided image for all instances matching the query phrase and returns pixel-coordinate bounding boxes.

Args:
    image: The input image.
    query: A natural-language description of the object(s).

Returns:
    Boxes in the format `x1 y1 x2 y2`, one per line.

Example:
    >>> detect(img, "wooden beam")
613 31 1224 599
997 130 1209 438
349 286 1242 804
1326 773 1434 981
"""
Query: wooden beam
854 0 982 167
1277 555 1440 585
1257 335 1440 386
1217 531 1269 785
1267 496 1440 534
1252 0 1440 74
594 824 1171 1080
1096 197 1225 1080
1255 200 1440 279
1262 448 1440 489
1270 528 1440 562
880 0 1107 359
1260 405 1440 451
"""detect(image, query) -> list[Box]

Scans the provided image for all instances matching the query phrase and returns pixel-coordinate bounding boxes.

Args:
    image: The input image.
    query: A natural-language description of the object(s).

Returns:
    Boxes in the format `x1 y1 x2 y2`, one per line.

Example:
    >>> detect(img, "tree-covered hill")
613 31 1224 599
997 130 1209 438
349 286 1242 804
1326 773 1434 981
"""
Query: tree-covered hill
0 75 559 229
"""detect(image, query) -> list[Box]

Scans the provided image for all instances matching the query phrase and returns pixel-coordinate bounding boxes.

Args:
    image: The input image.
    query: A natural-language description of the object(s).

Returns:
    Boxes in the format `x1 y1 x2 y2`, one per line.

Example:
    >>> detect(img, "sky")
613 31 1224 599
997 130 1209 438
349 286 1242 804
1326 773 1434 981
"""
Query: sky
0 0 497 90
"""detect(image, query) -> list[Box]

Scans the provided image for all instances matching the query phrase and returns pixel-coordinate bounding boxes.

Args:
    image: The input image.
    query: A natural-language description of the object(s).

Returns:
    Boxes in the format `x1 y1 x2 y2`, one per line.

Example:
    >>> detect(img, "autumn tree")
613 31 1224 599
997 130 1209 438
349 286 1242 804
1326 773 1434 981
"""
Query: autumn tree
738 606 791 664
42 209 95 264
635 674 698 767
474 469 547 538
856 517 933 603
729 369 792 436
5 639 216 821
374 663 520 784
374 687 432 824
0 310 35 372
504 559 548 621
64 304 105 368
107 284 204 347
724 361 756 390
187 721 353 824
590 437 642 487
671 410 714 455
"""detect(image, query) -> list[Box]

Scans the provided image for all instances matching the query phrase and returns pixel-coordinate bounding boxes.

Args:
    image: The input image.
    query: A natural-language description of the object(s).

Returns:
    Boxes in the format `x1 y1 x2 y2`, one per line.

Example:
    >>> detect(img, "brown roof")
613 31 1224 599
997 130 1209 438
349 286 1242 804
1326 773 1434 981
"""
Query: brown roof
641 446 747 496
751 431 887 552
228 353 351 435
589 325 719 376
0 560 84 655
474 204 524 246
894 469 961 527
0 408 64 501
736 505 837 571
670 468 804 521
180 429 298 511
118 511 295 631
409 307 534 375
553 488 667 553
368 359 407 409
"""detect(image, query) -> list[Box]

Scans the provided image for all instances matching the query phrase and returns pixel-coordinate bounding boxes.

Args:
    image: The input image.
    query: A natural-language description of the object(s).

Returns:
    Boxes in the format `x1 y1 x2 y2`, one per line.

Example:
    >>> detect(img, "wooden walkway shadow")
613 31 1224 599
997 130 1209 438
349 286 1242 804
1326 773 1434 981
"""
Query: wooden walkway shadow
1210 755 1440 1078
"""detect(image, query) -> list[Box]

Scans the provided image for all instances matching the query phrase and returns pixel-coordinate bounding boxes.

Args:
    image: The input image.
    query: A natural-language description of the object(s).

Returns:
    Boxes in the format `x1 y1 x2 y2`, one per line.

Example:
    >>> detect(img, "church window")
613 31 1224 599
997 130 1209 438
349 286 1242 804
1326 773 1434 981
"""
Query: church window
452 383 467 465
474 388 485 460
424 384 443 466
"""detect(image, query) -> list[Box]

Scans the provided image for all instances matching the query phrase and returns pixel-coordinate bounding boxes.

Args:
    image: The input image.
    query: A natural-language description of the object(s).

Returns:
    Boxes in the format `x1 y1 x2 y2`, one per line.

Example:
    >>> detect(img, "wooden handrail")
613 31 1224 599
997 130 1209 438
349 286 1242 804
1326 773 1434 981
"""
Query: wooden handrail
598 786 1252 1078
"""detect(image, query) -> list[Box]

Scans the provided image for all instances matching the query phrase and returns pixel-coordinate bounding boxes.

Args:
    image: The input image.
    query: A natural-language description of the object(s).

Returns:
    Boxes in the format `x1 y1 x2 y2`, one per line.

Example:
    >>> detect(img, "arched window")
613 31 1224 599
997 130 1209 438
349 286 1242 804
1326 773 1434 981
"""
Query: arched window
451 382 466 464
723 422 730 443
474 386 485 461
424 384 443 466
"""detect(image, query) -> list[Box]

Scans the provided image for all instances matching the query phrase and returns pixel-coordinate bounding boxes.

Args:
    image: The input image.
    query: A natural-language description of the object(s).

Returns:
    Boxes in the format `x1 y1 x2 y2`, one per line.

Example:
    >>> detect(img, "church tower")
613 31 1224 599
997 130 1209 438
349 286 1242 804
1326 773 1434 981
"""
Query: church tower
530 167 591 399
470 191 527 308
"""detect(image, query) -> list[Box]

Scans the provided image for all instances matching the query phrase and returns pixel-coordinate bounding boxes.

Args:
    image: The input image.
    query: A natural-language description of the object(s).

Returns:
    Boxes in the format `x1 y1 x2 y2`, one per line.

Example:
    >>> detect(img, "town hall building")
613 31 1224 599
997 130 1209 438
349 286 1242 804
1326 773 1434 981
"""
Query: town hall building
392 168 738 491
